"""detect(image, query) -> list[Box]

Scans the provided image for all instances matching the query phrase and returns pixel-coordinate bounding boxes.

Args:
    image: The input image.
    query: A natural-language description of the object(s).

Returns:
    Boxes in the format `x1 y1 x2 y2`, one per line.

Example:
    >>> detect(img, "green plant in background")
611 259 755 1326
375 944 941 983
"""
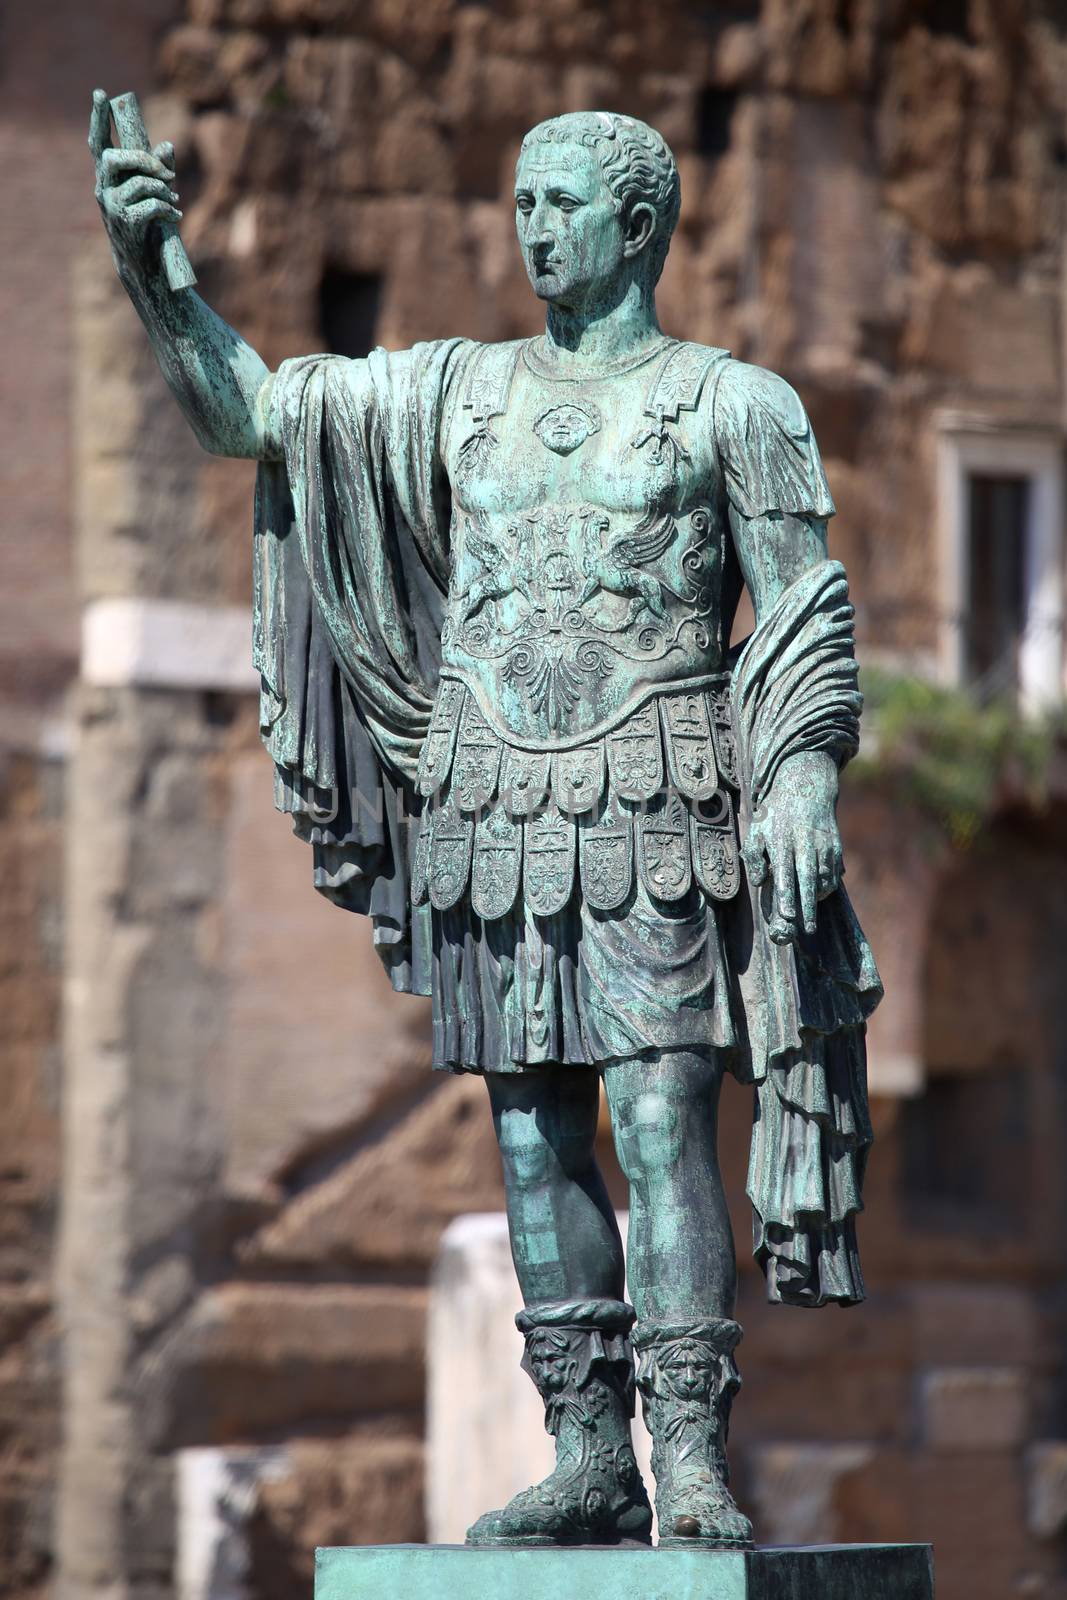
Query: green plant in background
851 669 1067 848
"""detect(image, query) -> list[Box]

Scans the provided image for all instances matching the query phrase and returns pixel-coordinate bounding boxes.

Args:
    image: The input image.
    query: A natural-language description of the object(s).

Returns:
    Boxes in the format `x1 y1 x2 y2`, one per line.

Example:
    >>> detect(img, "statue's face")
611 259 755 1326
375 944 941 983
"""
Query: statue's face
514 142 629 309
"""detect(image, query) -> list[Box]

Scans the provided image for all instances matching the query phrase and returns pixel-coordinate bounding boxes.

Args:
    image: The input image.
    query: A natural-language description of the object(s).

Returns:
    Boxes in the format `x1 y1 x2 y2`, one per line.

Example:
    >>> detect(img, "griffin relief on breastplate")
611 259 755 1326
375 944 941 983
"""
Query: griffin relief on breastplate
446 503 716 734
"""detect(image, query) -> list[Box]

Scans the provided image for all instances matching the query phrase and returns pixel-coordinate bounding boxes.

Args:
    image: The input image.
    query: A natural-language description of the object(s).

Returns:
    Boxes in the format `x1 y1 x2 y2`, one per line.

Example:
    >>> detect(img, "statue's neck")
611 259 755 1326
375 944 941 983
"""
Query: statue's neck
541 280 662 372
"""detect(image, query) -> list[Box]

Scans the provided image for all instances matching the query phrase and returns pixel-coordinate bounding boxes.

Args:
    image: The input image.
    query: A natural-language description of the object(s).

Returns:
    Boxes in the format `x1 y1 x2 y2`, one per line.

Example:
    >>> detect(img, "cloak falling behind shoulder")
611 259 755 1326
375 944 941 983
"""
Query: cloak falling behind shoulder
252 340 472 995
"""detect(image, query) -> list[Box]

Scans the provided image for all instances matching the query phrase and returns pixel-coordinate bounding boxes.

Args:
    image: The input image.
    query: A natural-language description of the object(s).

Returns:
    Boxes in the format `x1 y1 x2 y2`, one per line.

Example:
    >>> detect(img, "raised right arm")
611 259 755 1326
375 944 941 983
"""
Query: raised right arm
89 89 273 460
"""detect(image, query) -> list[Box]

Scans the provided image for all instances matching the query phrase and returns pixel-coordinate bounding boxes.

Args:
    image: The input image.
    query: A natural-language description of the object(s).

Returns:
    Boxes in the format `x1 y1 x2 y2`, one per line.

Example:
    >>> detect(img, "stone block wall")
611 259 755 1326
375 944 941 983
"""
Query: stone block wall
0 2 186 1582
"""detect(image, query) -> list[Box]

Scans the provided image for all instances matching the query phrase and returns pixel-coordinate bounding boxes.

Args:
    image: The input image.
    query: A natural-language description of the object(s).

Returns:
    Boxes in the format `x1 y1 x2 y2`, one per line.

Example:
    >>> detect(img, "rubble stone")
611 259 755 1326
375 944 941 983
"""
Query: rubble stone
921 1367 1030 1453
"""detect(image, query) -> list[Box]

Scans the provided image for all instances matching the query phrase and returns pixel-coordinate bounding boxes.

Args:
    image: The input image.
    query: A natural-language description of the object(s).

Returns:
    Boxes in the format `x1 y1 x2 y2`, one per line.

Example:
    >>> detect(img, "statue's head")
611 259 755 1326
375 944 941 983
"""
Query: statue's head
514 111 680 309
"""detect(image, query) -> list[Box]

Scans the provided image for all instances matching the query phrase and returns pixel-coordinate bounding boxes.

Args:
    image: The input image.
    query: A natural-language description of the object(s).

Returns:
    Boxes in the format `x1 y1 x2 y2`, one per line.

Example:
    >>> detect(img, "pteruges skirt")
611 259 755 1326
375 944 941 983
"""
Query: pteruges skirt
413 681 748 1075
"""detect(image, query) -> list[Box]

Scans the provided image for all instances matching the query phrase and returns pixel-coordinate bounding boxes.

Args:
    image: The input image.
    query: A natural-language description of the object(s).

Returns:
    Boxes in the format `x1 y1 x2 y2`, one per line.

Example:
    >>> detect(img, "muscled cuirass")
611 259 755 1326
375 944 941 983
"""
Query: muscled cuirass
413 337 745 921
439 337 731 748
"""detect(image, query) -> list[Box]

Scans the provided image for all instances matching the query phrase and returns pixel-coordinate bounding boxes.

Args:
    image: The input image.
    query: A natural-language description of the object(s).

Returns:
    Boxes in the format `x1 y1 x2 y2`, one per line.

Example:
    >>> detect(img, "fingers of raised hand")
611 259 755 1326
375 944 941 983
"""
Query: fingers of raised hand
113 174 180 210
88 89 111 161
122 197 183 229
96 153 180 236
98 147 176 187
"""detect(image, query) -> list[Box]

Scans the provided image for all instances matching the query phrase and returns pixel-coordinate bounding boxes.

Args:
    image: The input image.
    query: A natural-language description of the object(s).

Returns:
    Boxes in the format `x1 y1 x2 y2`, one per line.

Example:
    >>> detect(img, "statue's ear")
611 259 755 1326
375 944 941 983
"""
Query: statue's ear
623 201 656 261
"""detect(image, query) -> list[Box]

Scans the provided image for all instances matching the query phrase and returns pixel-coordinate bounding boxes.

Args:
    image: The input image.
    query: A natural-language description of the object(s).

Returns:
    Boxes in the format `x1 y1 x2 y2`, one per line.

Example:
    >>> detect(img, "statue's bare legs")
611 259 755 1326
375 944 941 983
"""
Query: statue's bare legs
466 1068 649 1546
468 1054 752 1548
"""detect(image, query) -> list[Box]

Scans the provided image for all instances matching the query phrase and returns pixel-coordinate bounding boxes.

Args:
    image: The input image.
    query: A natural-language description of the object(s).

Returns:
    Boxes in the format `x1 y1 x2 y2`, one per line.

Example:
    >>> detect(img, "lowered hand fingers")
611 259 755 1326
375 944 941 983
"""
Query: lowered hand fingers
768 838 800 945
815 834 842 900
741 821 769 887
795 840 819 935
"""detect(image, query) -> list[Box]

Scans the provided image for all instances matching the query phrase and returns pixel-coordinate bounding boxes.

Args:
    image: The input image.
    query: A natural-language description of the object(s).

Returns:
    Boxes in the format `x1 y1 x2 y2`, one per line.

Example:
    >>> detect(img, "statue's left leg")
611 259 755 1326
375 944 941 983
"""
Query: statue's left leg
602 1049 753 1549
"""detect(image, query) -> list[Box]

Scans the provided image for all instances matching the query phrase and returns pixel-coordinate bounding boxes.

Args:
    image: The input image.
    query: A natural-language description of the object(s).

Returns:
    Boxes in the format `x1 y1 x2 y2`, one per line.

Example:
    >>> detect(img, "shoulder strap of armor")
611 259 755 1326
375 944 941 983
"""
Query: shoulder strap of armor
643 341 731 423
462 340 523 423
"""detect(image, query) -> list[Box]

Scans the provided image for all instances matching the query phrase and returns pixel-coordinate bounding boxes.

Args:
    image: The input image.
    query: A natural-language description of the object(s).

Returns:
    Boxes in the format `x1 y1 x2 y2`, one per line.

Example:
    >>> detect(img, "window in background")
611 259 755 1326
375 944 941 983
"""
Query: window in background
964 473 1029 694
695 88 738 160
319 269 382 359
900 1066 1029 1235
936 420 1065 712
922 0 971 40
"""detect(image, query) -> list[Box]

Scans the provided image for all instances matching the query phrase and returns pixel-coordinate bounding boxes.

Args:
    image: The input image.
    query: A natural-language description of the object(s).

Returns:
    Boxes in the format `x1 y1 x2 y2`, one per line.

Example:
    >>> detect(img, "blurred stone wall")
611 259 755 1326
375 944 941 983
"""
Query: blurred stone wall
2 4 1067 1600
0 6 182 1595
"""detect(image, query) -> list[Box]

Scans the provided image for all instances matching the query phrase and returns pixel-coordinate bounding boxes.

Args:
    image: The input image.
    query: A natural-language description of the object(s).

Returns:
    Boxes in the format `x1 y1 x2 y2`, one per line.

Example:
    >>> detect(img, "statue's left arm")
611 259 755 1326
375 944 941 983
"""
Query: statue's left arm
710 359 878 1309
714 361 856 945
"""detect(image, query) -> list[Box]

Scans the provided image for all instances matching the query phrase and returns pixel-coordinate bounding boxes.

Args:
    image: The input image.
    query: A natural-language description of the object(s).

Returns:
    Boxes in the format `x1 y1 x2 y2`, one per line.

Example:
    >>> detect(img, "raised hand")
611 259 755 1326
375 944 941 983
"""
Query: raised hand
89 88 181 277
741 750 844 944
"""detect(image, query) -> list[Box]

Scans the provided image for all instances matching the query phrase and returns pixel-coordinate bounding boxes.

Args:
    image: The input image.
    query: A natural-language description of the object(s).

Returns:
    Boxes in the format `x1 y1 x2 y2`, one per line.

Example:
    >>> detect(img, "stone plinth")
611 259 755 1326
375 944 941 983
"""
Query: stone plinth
316 1543 934 1600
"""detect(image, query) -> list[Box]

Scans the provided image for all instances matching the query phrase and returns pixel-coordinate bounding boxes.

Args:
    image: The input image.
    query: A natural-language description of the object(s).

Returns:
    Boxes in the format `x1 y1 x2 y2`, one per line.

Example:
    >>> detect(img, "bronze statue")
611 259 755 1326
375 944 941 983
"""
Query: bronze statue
90 95 881 1550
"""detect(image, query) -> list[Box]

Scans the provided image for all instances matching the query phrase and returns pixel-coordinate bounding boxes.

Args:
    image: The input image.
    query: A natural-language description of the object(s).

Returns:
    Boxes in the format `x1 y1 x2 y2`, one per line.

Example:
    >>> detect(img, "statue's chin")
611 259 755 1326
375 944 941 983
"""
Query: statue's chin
530 274 564 302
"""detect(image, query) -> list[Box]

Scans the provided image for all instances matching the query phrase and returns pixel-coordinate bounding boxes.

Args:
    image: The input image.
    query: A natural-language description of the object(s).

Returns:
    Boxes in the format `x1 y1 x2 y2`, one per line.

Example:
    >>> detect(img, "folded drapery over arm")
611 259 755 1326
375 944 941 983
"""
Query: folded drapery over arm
251 339 471 995
734 560 864 800
729 561 882 1309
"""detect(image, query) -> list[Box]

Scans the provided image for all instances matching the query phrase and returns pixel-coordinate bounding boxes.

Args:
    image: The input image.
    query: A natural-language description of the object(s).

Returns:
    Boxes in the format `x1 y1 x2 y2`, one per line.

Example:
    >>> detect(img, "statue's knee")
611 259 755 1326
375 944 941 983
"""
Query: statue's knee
615 1091 683 1183
496 1099 595 1188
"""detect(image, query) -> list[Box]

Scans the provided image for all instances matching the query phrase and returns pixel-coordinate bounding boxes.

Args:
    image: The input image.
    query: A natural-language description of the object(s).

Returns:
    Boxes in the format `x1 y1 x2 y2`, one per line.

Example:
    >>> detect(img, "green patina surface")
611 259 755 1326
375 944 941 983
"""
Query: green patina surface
315 1544 934 1600
92 94 892 1558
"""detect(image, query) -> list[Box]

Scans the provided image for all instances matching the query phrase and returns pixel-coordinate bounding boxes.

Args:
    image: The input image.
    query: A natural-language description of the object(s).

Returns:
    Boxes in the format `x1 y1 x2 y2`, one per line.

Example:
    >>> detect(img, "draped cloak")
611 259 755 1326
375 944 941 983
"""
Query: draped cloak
252 340 882 1308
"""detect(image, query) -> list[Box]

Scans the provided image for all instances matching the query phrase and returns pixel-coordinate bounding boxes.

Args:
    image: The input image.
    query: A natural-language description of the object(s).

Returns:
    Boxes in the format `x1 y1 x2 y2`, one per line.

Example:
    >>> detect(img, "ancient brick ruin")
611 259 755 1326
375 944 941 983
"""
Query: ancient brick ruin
3 4 1067 1600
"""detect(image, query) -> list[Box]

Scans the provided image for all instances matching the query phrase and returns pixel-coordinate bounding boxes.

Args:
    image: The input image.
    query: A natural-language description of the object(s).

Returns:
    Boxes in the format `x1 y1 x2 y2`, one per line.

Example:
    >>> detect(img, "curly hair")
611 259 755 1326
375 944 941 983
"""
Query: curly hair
519 111 681 284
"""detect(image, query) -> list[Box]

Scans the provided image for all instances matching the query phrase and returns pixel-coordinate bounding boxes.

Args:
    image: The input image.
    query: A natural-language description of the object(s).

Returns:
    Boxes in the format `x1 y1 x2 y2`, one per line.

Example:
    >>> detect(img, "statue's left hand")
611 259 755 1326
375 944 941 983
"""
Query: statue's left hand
741 750 843 944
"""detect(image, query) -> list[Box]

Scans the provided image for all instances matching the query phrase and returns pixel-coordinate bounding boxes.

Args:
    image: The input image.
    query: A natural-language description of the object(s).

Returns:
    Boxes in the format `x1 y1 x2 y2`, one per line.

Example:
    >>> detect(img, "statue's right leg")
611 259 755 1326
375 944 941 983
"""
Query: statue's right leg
465 1067 653 1548
486 1066 621 1305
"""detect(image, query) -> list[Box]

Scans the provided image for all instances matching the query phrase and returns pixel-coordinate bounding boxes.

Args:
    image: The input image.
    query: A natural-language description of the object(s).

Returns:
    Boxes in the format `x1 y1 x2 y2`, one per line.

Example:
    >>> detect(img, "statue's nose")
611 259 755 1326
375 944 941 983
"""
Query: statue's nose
526 204 556 248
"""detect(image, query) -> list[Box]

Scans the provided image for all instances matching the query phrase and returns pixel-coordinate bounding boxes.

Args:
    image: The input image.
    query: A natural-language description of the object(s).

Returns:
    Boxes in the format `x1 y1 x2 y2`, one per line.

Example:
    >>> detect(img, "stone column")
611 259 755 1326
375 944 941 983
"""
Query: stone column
57 243 248 1600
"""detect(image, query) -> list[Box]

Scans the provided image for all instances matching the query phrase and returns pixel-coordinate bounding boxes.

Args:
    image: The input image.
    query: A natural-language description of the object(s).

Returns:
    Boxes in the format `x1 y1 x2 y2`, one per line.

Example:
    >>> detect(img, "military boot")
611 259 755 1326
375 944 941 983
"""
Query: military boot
466 1297 653 1547
633 1316 753 1549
